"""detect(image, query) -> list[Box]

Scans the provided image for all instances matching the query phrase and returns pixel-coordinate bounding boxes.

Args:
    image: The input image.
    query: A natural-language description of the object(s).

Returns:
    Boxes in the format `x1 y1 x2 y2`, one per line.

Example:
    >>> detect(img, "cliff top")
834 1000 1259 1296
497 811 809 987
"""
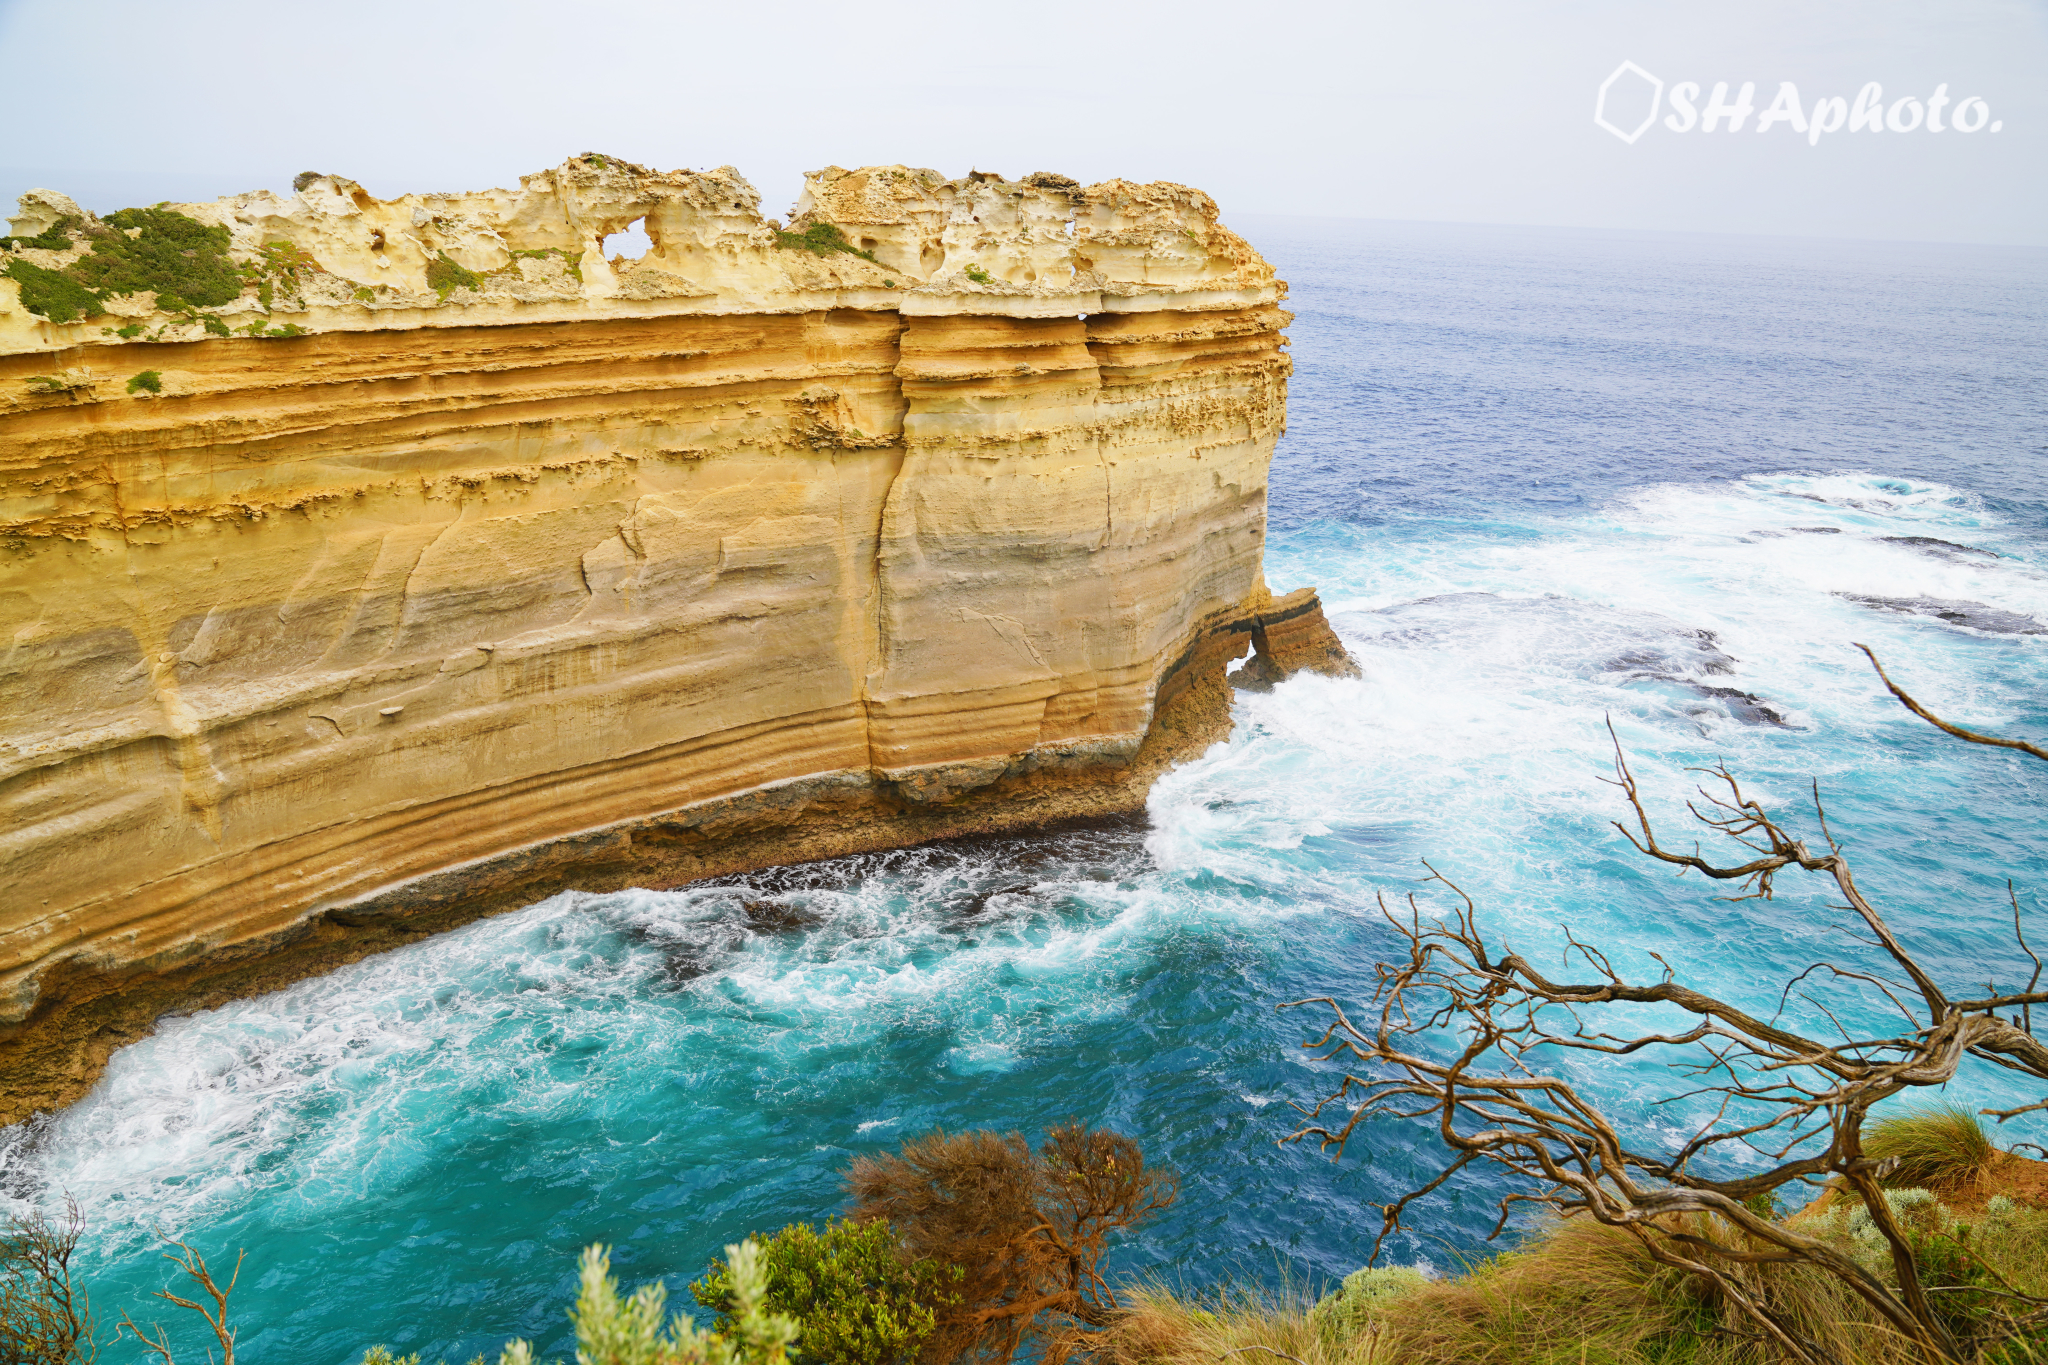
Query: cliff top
0 155 1281 355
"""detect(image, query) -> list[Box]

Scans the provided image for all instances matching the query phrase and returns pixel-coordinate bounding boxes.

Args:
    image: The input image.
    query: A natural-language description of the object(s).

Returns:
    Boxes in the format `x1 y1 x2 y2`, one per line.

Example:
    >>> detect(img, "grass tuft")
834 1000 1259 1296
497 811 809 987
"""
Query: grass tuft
1867 1104 1997 1190
1099 1202 2048 1365
1096 1279 1386 1365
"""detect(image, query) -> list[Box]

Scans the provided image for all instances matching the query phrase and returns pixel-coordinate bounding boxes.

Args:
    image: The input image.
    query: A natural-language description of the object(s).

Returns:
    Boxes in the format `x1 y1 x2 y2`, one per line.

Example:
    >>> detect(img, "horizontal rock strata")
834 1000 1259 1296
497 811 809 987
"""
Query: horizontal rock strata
0 157 1354 1123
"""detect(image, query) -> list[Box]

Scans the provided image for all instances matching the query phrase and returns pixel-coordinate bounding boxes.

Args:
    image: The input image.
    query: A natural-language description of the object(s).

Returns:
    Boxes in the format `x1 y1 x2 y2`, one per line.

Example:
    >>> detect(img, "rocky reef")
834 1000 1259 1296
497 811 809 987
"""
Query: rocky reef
0 156 1355 1122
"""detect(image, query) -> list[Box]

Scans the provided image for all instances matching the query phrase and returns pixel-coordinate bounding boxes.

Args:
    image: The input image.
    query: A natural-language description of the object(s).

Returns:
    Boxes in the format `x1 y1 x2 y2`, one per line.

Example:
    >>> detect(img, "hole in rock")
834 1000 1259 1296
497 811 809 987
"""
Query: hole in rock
603 217 653 262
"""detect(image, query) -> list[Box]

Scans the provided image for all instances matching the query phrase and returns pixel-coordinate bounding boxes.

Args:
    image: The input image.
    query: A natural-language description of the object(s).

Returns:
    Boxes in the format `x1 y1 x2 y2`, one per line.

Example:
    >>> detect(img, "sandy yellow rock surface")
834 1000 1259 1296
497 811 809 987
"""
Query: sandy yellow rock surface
0 156 1351 1121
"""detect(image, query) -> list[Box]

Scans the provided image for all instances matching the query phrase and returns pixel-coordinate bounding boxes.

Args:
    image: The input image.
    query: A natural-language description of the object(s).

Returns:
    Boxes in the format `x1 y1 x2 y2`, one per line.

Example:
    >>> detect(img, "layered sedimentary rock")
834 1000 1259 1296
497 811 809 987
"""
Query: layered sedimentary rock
0 156 1354 1122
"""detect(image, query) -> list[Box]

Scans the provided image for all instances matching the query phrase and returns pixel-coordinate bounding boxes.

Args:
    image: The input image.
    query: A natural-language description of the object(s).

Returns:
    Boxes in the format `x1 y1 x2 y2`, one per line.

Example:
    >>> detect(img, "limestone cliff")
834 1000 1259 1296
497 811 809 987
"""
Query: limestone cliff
0 156 1355 1122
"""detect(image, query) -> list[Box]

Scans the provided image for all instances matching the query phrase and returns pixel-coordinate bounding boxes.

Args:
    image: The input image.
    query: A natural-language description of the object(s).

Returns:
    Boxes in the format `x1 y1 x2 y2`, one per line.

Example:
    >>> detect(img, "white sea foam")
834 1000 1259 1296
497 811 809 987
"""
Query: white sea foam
5 469 2043 1318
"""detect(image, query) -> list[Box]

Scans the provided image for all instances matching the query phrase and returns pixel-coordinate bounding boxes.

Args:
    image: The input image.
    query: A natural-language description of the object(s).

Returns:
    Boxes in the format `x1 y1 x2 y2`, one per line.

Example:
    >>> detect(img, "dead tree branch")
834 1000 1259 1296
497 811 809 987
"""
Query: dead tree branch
1857 644 2048 764
1283 651 2047 1363
116 1235 243 1365
1 1195 97 1364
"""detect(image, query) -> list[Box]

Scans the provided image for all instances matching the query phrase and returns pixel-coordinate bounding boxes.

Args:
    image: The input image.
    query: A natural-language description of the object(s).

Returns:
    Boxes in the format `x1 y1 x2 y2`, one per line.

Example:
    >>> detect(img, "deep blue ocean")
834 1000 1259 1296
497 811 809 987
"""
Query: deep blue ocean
7 218 2046 1363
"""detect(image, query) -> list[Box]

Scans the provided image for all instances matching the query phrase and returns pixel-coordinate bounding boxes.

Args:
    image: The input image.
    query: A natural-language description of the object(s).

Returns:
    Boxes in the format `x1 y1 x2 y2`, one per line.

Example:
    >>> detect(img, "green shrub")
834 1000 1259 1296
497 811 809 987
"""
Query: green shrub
1308 1265 1429 1338
4 207 250 321
359 1240 801 1365
962 265 994 286
770 223 877 263
503 247 584 284
70 207 241 309
1741 1189 1780 1220
246 240 321 310
126 370 162 395
846 1124 1176 1362
1866 1104 1996 1188
1 215 80 251
427 252 484 297
5 258 103 322
691 1219 958 1365
573 1240 797 1365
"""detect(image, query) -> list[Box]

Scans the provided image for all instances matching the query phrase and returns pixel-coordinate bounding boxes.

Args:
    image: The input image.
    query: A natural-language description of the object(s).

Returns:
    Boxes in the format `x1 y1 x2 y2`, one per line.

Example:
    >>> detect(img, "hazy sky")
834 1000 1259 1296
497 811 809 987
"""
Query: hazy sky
3 0 2043 245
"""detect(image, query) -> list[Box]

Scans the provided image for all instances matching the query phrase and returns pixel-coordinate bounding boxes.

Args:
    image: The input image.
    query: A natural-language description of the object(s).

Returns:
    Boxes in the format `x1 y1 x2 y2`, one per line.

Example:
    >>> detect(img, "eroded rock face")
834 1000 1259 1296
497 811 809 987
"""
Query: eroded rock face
0 157 1352 1121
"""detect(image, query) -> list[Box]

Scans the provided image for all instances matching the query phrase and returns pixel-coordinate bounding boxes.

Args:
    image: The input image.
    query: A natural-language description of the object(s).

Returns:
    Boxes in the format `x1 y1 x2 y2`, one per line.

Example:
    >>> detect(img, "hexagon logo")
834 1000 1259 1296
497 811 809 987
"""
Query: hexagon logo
1595 61 1664 144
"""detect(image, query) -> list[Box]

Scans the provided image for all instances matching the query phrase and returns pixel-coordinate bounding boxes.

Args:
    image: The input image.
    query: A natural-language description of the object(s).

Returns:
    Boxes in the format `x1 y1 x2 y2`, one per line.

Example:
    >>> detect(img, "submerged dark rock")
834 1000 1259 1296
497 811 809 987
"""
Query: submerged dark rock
1879 535 2001 561
1837 594 2044 635
662 947 726 983
742 899 824 933
1349 593 1790 728
949 883 1037 920
1683 685 1791 728
1606 629 1737 677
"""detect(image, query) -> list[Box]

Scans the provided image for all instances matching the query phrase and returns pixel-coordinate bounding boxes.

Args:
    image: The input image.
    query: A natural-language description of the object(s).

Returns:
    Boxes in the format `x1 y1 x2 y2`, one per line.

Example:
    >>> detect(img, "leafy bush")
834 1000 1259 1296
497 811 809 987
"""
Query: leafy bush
571 1240 797 1365
1796 1187 2048 1354
5 258 103 322
358 1241 797 1365
847 1124 1175 1361
427 253 484 298
5 206 243 321
127 370 162 395
244 239 321 312
71 207 241 310
1307 1266 1428 1338
1 214 80 251
359 1348 423 1365
1866 1104 1996 1189
691 1219 957 1365
771 223 877 263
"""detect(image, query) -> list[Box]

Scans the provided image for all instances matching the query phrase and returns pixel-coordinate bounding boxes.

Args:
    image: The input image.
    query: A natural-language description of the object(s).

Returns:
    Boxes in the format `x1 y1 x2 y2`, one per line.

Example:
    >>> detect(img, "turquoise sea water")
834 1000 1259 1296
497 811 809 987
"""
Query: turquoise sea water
6 220 2047 1363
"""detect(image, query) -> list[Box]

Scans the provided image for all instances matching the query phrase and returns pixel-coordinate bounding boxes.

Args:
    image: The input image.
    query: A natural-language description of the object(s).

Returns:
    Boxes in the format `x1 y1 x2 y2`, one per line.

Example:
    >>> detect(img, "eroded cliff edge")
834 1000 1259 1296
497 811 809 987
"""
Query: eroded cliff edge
0 156 1355 1123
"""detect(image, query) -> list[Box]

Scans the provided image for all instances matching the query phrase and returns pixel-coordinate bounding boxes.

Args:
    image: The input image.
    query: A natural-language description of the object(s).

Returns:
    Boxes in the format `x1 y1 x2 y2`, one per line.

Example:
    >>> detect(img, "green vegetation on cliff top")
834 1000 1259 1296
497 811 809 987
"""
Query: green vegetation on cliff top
772 221 878 263
2 206 312 325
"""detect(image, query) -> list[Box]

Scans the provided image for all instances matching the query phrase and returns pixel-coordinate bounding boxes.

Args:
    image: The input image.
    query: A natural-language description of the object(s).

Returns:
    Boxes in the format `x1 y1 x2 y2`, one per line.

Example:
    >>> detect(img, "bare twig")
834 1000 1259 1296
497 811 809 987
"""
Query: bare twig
1284 696 2048 1364
1 1195 97 1365
1857 644 2048 764
115 1235 243 1365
